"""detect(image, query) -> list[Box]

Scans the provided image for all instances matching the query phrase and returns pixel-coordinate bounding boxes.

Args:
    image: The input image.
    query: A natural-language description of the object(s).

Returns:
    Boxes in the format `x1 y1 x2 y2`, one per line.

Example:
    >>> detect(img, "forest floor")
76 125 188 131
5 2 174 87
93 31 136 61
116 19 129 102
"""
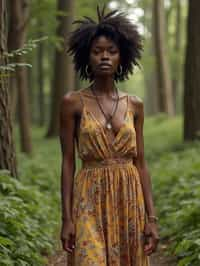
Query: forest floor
46 234 177 266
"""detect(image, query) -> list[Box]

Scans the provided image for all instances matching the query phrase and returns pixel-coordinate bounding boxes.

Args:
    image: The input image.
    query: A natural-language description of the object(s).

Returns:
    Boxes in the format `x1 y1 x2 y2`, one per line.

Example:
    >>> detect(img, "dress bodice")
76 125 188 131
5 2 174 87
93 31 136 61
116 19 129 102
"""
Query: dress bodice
76 90 137 162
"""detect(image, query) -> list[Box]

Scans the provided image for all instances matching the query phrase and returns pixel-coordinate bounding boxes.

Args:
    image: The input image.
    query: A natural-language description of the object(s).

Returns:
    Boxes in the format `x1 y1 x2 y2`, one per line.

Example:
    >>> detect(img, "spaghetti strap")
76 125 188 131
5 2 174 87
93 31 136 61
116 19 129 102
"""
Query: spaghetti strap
78 90 85 109
125 94 129 115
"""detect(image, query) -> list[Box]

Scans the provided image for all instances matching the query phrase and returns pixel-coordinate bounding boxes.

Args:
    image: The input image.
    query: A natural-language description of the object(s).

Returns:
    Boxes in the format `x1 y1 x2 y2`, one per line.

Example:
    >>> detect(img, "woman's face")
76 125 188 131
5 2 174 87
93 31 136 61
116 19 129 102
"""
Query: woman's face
89 35 120 78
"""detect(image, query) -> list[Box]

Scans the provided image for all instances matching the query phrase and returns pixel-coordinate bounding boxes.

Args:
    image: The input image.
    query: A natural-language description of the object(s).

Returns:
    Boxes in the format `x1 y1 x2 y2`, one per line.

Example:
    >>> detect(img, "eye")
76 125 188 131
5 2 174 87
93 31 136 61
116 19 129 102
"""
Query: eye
109 48 118 54
92 49 100 54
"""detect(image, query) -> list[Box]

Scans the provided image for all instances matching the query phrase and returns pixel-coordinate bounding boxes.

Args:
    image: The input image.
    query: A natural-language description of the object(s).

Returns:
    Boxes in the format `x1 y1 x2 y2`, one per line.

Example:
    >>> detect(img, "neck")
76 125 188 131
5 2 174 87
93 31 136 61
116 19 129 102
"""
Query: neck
91 76 116 96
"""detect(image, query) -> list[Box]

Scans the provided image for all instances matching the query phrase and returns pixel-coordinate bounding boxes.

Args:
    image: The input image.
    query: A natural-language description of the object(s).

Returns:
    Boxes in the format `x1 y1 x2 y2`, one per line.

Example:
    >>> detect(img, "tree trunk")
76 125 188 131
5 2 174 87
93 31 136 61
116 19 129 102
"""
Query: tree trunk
184 0 200 140
7 1 17 122
0 0 18 177
172 0 181 113
153 0 174 115
144 72 158 115
47 0 75 137
8 0 32 153
37 24 45 127
143 2 159 115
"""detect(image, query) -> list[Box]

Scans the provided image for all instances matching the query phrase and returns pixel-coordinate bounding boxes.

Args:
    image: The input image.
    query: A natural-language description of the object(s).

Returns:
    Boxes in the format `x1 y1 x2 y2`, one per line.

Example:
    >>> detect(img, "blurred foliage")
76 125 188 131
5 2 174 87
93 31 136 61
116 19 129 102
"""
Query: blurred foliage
0 127 61 265
0 126 81 265
144 116 200 266
0 170 55 265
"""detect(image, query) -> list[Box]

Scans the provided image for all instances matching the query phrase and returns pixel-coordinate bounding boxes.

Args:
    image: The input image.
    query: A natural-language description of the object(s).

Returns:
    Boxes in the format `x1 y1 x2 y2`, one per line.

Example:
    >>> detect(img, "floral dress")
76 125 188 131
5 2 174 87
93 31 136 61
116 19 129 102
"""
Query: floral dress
67 89 150 266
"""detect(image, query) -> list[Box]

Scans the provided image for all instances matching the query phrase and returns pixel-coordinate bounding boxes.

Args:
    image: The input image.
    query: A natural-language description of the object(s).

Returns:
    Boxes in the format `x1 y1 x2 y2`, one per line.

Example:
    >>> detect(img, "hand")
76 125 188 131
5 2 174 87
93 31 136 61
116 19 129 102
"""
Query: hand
143 222 160 256
60 220 76 253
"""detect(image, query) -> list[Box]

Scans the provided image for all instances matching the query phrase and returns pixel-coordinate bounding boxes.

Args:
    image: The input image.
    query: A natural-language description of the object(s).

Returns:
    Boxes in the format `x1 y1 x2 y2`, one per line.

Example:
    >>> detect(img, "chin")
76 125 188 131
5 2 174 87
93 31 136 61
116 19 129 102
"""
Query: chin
96 70 114 77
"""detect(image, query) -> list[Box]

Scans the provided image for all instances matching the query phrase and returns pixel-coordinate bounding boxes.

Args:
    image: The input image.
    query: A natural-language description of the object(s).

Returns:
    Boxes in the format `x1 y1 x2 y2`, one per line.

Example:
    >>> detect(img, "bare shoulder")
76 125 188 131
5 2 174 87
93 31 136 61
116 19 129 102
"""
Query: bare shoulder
128 94 144 118
129 94 143 105
60 89 82 116
118 90 128 98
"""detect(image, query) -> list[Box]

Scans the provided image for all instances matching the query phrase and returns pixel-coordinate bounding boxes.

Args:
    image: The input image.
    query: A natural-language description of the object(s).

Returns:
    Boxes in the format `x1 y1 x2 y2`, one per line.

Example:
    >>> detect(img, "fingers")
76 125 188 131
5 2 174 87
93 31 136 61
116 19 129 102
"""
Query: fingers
144 235 159 256
69 233 76 251
62 240 75 253
144 237 154 256
143 222 160 256
61 234 75 253
63 240 73 253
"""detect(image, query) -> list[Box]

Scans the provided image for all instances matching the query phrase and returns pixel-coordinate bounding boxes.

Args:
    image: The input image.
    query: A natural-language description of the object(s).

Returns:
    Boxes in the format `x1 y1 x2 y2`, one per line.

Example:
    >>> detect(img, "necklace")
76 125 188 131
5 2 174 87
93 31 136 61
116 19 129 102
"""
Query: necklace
90 84 119 130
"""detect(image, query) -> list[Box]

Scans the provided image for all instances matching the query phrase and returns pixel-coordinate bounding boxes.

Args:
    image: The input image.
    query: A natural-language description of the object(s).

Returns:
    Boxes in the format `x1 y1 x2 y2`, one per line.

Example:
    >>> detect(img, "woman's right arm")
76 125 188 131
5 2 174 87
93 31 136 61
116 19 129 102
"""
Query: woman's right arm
59 91 77 252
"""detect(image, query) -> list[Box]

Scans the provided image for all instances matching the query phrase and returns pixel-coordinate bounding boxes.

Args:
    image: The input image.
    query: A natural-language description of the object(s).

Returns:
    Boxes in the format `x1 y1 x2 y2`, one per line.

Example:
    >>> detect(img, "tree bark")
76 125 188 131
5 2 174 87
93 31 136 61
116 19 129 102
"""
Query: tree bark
153 0 174 115
47 0 75 137
7 1 17 122
172 0 181 113
0 0 18 177
184 0 200 140
143 1 159 115
8 0 32 153
37 22 45 127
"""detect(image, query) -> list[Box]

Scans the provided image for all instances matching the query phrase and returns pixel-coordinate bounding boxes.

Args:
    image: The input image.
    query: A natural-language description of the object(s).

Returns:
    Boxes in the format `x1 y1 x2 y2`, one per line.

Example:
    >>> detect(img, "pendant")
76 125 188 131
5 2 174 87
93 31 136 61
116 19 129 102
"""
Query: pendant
106 123 112 130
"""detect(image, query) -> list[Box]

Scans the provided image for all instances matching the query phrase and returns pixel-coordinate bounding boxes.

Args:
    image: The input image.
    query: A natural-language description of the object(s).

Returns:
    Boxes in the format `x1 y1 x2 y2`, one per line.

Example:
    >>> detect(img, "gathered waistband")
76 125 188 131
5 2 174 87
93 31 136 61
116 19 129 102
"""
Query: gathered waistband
82 157 133 169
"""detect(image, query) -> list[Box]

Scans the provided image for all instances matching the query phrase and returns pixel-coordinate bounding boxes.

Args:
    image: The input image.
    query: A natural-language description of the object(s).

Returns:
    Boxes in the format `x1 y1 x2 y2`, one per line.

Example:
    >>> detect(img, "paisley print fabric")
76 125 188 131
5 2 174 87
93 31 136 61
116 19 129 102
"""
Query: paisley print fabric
67 89 150 266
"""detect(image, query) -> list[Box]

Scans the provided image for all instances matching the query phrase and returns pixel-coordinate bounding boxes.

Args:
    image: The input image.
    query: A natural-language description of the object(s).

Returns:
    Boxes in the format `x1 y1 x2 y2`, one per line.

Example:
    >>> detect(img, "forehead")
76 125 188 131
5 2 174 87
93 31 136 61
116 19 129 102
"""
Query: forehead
91 35 119 48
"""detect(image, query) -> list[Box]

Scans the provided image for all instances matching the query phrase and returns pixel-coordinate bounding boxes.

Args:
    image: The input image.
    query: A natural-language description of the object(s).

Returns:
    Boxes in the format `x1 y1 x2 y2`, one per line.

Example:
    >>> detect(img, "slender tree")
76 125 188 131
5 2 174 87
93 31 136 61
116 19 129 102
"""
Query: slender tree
142 1 159 115
153 0 174 115
0 0 18 177
184 0 200 140
8 0 32 153
37 18 45 127
172 0 182 113
47 0 75 137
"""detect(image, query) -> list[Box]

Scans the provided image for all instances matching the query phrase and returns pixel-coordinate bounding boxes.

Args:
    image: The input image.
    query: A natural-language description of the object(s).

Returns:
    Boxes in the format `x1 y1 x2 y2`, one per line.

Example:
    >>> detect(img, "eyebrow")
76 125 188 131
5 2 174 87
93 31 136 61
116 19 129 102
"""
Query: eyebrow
93 44 118 49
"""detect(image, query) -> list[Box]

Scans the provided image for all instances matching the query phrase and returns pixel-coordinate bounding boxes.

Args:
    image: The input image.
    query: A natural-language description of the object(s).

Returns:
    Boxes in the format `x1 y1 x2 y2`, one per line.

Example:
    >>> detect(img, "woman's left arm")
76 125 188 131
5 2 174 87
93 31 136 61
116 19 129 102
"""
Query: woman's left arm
131 95 160 255
133 97 156 216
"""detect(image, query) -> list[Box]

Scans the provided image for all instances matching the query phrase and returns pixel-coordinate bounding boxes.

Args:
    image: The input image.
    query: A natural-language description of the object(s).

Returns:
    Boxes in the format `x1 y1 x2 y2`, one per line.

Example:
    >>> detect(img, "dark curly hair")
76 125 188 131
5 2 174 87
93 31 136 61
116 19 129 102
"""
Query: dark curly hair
67 5 143 82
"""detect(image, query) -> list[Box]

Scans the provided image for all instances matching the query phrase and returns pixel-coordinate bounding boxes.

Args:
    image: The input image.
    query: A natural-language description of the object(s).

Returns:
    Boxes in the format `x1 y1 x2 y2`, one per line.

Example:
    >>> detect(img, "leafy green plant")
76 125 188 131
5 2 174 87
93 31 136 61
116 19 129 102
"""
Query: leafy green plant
0 169 57 265
0 37 48 72
0 127 62 265
145 116 200 266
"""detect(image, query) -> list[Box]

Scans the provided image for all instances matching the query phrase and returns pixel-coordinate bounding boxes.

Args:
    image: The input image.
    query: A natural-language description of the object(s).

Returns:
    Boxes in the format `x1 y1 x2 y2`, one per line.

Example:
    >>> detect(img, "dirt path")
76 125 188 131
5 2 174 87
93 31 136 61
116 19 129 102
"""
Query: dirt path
150 242 176 266
46 241 176 266
47 249 67 266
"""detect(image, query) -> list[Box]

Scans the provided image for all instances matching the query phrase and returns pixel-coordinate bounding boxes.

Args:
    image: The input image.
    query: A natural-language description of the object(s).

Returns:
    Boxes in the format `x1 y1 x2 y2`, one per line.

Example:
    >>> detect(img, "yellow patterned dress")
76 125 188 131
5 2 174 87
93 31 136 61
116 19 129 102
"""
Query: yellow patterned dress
67 90 150 266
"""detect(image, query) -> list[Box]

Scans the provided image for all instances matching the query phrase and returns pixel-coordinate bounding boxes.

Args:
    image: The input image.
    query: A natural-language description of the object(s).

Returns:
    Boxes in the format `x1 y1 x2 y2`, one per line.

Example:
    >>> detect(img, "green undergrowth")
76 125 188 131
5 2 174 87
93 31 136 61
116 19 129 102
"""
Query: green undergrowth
0 127 62 265
144 114 200 266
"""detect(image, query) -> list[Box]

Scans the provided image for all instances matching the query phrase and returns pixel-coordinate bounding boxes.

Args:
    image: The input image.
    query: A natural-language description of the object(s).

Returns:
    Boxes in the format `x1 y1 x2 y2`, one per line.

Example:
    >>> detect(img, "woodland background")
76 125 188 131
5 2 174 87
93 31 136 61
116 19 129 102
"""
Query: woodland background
0 0 200 265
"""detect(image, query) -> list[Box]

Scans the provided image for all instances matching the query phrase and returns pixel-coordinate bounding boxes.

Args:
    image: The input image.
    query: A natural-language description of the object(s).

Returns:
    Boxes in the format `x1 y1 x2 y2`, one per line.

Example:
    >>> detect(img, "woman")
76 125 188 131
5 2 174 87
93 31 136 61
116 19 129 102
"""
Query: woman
59 6 159 266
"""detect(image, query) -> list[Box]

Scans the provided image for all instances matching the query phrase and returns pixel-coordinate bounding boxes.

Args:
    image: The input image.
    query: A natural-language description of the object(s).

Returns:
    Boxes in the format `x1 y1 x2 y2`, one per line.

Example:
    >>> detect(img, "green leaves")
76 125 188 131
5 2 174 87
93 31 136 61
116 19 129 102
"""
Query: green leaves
0 133 61 265
147 116 200 266
0 172 52 265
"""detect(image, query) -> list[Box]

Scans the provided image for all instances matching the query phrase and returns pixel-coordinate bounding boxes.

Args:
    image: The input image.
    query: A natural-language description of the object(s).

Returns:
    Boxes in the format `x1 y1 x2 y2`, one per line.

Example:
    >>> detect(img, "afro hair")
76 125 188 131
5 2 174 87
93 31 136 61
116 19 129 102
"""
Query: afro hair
67 5 143 82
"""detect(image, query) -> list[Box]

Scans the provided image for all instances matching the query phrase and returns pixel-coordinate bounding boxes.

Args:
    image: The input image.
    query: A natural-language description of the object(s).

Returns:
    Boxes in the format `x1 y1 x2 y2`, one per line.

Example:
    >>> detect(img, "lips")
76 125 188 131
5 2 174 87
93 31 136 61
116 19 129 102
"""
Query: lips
98 63 112 68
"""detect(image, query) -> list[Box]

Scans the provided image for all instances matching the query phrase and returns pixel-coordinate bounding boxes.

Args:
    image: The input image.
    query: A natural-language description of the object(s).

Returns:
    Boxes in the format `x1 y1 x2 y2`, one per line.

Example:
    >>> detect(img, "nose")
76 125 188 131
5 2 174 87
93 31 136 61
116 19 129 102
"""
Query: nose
101 50 109 60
